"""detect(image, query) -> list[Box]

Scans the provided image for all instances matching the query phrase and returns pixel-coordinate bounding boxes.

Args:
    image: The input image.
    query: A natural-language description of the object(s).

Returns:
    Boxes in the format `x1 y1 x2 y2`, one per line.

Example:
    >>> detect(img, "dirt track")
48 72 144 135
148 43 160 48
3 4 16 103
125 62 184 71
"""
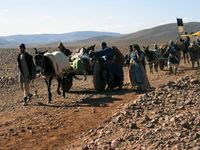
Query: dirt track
0 49 198 150
0 57 198 150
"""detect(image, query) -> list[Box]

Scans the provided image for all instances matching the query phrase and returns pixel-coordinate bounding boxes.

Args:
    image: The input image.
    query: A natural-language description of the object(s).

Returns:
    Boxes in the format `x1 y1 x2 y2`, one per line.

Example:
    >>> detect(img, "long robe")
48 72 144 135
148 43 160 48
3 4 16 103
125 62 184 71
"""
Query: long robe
129 50 151 90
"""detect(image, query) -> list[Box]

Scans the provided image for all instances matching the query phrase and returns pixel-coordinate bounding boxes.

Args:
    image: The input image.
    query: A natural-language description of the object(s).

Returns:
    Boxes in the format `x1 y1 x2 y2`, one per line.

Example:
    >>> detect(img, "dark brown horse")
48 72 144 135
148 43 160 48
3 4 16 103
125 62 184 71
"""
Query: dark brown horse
143 46 160 78
189 43 200 68
176 39 190 64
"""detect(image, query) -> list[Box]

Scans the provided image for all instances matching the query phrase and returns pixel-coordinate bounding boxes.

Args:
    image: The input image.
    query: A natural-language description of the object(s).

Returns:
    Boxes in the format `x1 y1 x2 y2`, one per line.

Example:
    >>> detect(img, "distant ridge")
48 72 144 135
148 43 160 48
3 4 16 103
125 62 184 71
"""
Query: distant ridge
1 22 200 48
0 31 121 48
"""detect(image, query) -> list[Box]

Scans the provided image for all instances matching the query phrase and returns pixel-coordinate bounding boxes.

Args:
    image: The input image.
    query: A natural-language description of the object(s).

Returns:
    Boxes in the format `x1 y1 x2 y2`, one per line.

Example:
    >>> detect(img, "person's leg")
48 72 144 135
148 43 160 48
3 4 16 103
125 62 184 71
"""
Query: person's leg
24 82 32 105
22 82 28 105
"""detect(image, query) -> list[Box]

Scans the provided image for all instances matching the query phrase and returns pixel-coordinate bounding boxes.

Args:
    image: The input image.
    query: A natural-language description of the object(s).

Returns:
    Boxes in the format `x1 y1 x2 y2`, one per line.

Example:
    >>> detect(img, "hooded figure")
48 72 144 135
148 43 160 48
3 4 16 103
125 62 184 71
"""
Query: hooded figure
129 44 151 92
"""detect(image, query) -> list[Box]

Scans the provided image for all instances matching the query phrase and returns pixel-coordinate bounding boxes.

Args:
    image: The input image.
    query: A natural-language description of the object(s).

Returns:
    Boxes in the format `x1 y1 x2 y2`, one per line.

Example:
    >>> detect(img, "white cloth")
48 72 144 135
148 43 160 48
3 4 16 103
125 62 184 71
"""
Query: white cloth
44 51 70 75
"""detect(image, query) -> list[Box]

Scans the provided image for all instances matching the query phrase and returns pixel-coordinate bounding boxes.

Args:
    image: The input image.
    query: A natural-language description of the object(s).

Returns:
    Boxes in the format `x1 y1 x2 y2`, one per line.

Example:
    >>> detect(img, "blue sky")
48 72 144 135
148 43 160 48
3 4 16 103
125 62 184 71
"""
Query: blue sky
0 0 199 36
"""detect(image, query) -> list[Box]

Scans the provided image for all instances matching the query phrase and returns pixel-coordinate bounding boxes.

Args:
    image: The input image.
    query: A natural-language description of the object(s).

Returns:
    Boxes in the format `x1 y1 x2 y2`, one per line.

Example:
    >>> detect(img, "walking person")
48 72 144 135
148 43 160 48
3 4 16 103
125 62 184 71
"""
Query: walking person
129 44 151 92
17 43 35 106
167 40 180 75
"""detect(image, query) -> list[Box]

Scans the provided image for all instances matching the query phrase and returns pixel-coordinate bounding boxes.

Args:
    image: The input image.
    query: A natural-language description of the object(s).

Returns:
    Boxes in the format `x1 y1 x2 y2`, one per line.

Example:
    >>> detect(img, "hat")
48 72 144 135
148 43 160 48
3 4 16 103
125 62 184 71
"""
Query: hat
19 43 25 49
58 42 64 49
101 42 107 47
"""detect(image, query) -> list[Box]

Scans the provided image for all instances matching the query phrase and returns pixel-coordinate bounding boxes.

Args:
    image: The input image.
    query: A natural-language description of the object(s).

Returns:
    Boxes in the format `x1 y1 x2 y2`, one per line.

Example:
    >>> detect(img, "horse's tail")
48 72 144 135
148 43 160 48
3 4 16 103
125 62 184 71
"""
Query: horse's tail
68 66 83 80
72 73 82 80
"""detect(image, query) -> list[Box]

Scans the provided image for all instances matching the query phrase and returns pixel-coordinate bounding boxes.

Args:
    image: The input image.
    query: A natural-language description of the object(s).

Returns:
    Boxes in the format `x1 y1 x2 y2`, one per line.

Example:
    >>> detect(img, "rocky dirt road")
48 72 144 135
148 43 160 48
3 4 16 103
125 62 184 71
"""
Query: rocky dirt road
0 49 199 149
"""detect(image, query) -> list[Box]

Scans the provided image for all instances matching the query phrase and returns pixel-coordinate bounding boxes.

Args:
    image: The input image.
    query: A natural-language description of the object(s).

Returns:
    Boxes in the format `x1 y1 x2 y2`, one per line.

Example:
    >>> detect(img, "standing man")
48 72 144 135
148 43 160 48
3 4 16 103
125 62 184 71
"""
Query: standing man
93 42 124 89
17 43 35 106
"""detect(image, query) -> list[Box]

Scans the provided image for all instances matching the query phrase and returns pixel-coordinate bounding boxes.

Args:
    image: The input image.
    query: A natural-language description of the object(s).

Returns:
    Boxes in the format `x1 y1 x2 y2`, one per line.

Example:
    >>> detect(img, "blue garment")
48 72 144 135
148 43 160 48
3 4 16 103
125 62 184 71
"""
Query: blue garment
94 47 114 61
130 49 145 63
106 64 124 87
129 50 150 90
94 47 123 88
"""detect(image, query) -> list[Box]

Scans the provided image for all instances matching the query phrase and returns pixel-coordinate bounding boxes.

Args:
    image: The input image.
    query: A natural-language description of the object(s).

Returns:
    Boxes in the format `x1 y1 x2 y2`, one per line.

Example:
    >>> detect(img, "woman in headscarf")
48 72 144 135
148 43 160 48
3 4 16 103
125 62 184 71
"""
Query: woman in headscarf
129 44 151 92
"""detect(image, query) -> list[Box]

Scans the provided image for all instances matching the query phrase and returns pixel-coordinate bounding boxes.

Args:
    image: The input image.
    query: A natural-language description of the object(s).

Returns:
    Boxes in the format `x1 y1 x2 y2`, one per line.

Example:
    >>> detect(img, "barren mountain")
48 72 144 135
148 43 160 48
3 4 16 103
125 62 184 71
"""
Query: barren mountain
0 31 120 48
67 22 200 50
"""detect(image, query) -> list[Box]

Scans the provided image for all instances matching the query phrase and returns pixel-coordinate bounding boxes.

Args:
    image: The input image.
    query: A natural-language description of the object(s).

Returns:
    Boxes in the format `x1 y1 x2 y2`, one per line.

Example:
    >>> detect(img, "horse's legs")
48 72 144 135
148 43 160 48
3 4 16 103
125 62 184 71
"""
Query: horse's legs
45 78 52 103
168 62 173 74
197 60 200 68
174 64 179 75
83 71 87 81
186 53 190 63
56 76 65 98
154 63 159 79
183 52 186 64
62 78 66 98
149 63 153 74
192 60 195 68
57 77 61 95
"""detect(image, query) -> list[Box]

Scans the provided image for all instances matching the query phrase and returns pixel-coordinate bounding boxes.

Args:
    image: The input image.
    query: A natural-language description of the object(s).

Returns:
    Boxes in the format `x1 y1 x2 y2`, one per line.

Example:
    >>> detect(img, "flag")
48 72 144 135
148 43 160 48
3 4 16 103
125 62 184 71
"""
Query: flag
176 18 184 33
177 18 183 26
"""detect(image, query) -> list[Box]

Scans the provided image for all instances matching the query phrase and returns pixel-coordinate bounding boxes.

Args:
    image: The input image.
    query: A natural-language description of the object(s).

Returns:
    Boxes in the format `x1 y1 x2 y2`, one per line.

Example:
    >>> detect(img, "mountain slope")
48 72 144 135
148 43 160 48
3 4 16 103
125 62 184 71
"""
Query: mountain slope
68 22 200 48
111 22 200 45
0 31 120 48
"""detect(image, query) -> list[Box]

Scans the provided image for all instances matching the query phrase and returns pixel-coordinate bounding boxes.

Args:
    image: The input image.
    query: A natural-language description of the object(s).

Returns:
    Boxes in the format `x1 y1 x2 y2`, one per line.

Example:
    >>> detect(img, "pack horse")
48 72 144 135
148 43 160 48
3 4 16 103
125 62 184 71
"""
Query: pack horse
34 49 73 103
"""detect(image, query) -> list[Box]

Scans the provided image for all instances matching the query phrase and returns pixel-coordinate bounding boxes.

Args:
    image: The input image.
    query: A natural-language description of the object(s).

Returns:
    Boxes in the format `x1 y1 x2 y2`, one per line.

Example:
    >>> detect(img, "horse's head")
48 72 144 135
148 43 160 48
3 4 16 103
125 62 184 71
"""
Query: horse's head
34 48 48 74
143 45 153 61
143 45 150 54
87 44 95 52
34 54 44 74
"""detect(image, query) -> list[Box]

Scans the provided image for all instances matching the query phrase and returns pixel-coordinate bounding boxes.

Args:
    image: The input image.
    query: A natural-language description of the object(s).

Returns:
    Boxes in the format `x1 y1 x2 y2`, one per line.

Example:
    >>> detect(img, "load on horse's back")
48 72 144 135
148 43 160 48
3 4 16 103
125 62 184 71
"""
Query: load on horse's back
90 43 124 91
70 45 95 80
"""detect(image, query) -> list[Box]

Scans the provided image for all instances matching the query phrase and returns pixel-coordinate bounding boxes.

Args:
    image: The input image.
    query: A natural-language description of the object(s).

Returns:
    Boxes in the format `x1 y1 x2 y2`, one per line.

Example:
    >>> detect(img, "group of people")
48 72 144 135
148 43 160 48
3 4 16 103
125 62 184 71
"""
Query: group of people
17 42 153 105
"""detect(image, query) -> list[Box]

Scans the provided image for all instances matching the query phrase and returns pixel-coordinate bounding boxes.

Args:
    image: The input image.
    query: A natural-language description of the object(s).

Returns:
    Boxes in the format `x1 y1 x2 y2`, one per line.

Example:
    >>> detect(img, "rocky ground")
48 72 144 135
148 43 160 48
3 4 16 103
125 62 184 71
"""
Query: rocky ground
0 48 199 150
80 72 200 150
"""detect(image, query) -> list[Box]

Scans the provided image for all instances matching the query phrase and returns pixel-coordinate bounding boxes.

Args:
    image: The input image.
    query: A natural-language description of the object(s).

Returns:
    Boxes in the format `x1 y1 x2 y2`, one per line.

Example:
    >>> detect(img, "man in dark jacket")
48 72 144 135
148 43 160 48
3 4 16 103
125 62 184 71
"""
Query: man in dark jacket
17 43 35 106
94 42 124 89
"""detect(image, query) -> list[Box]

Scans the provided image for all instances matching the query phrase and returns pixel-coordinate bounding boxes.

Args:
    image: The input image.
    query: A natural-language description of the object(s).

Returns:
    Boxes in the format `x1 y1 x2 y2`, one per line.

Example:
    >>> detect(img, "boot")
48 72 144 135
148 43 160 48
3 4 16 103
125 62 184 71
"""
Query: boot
27 93 33 102
169 67 173 74
23 97 28 106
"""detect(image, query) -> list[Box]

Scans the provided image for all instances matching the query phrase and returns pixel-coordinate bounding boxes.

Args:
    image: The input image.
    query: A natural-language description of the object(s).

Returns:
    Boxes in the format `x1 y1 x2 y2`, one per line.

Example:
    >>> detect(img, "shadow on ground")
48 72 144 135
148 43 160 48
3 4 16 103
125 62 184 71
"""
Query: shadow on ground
34 87 140 108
